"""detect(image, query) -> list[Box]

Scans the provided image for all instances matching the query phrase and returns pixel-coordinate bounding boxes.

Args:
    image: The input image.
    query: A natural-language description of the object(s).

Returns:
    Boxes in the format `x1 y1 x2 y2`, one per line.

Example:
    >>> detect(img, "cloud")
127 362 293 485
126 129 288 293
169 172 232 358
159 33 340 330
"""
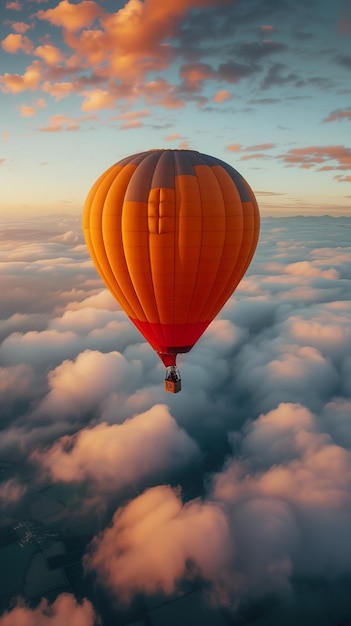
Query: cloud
33 404 200 492
84 485 232 603
84 400 351 606
1 0 258 112
38 113 79 131
42 80 75 100
10 21 32 34
212 89 232 103
5 1 22 10
36 0 103 33
237 40 287 63
0 594 96 626
2 214 351 620
277 145 351 173
32 349 144 418
114 108 149 121
213 402 351 583
260 25 274 33
80 87 116 111
0 477 27 509
34 43 63 65
179 62 216 92
227 142 275 156
0 61 42 93
33 0 229 100
261 62 298 89
16 103 35 117
227 143 241 151
165 132 181 141
1 33 33 54
0 363 37 412
323 108 351 123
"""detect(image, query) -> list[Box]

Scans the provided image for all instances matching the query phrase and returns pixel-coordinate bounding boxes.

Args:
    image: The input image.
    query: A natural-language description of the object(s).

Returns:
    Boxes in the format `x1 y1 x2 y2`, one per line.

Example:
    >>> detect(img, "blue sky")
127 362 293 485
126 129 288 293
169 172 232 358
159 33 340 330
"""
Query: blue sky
1 0 351 217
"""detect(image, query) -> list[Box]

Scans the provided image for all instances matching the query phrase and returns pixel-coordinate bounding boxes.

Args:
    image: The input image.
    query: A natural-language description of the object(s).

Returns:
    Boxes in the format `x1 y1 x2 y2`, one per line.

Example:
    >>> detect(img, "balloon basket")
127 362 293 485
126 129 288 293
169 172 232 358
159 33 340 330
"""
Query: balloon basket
164 366 181 393
164 378 182 394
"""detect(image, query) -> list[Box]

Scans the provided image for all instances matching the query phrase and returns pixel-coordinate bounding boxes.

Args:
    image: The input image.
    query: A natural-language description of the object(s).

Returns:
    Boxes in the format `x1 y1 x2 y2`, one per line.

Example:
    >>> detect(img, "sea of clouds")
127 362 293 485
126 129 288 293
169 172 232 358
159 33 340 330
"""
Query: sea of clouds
1 213 351 625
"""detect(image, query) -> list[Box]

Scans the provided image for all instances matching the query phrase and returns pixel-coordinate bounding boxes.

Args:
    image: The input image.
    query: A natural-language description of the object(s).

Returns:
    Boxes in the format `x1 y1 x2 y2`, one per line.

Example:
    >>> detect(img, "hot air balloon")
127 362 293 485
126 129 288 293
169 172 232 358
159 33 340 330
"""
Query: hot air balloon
83 149 260 393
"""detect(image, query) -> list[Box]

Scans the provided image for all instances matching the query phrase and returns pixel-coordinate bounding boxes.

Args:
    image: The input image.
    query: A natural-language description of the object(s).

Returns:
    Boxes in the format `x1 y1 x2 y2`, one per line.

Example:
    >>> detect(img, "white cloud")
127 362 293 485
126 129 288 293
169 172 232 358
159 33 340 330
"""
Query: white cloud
33 404 200 491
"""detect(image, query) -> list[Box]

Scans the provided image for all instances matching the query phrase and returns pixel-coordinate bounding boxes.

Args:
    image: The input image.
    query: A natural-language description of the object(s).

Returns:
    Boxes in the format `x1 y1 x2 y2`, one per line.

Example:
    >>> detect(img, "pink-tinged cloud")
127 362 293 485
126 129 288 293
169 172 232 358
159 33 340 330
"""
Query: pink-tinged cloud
227 143 242 152
260 25 274 32
5 1 22 10
10 21 31 34
0 329 78 366
120 119 142 130
165 132 181 141
180 62 215 91
0 477 26 508
267 345 337 397
285 260 339 279
255 190 284 196
81 87 116 110
42 80 74 100
0 594 95 626
33 349 142 415
82 400 351 605
0 61 41 93
39 113 79 131
33 404 199 489
241 403 315 465
335 174 351 182
34 43 63 64
240 152 269 161
34 96 46 108
237 143 276 159
288 316 351 359
36 0 103 33
246 142 275 151
115 108 149 121
114 109 150 129
1 33 33 54
211 403 351 588
213 89 232 103
16 103 35 117
45 0 228 92
324 108 351 123
84 485 232 603
143 79 184 109
278 145 351 171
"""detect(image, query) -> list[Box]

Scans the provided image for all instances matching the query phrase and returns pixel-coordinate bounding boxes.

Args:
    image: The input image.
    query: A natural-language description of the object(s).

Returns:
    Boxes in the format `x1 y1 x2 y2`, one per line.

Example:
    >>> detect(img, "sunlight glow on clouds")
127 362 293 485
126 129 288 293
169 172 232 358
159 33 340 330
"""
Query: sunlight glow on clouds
84 485 232 603
0 594 95 626
34 404 200 489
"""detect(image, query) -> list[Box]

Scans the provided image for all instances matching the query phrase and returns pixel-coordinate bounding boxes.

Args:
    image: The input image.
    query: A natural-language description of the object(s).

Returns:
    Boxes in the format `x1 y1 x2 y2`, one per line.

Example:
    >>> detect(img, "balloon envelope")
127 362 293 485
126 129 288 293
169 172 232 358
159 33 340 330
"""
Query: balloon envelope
83 149 260 367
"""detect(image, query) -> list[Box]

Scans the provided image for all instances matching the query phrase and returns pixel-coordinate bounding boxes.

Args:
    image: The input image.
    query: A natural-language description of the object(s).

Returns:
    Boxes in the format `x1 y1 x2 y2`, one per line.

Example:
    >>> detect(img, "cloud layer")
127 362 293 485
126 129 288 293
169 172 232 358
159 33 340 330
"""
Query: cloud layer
1 214 351 623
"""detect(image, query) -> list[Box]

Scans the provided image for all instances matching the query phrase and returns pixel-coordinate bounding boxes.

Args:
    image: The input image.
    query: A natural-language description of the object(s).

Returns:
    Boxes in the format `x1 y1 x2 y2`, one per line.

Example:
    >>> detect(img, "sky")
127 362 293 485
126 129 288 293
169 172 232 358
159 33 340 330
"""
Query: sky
1 213 351 624
0 0 351 217
1 1 351 624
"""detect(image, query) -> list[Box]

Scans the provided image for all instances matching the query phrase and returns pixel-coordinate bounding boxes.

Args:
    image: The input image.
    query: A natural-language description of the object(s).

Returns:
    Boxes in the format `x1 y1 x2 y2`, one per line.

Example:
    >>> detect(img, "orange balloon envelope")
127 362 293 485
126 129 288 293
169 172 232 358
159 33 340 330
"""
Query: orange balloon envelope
83 149 260 392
